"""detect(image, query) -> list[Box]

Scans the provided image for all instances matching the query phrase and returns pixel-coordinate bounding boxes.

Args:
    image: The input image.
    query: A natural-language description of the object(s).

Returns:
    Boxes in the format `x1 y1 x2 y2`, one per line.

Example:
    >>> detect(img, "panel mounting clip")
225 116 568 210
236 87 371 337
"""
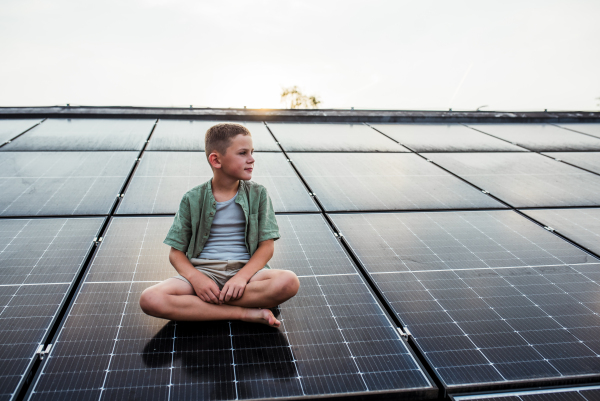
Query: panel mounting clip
544 226 555 232
482 190 490 194
397 327 412 340
36 344 52 360
554 158 561 162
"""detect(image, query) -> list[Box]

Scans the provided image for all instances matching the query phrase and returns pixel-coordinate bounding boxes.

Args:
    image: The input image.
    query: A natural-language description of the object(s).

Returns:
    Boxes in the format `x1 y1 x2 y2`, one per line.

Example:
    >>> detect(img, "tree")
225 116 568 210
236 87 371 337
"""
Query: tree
280 86 321 109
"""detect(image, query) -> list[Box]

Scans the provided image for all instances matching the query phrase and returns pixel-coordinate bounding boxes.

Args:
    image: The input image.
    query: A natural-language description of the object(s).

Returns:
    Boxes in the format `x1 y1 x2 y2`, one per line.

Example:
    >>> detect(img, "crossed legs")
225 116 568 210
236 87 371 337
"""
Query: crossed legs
139 269 299 327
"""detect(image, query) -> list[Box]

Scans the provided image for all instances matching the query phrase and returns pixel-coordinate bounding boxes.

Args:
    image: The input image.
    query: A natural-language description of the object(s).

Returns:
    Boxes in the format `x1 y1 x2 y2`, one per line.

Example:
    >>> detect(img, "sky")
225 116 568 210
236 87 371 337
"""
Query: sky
0 0 599 111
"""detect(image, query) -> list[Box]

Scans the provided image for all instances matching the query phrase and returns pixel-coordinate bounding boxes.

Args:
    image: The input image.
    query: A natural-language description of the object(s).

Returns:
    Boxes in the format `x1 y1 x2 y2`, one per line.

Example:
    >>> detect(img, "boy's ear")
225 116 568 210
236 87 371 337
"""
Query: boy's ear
208 152 222 169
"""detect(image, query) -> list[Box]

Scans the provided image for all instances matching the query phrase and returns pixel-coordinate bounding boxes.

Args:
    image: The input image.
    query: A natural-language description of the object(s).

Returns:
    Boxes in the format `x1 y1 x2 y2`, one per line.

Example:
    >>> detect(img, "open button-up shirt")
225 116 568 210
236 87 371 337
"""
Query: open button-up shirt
163 179 280 268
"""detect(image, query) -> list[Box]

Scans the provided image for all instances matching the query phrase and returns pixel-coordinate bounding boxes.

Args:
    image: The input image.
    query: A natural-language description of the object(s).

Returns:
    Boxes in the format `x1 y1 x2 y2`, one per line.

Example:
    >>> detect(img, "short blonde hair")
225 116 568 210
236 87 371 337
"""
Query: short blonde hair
205 123 251 159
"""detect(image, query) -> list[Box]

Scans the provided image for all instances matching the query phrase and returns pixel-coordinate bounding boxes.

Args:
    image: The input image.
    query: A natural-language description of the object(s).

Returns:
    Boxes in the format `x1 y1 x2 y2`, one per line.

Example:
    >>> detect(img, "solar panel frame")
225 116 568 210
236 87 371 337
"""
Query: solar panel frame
427 152 600 208
370 124 527 152
147 120 281 152
330 210 600 393
116 151 319 214
0 119 155 152
542 152 600 175
290 152 506 212
0 217 105 401
465 124 600 152
0 119 42 145
0 152 138 217
452 385 600 401
267 122 409 152
27 214 437 401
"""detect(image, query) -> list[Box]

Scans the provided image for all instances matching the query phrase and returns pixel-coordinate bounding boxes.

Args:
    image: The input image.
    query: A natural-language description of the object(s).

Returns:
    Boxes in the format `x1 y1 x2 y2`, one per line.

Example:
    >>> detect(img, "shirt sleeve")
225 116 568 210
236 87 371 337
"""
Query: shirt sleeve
163 193 193 253
258 186 280 243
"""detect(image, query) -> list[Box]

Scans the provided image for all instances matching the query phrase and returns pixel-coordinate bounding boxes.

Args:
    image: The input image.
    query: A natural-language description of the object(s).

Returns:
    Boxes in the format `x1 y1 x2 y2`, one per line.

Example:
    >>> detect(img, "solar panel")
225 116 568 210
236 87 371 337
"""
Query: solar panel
0 119 154 151
465 123 600 152
0 119 41 145
331 210 600 392
453 385 600 401
521 208 600 256
556 123 600 139
0 152 137 216
543 152 600 175
0 217 104 400
290 153 505 211
428 152 600 207
370 124 526 152
116 151 318 214
28 215 436 400
267 122 408 152
147 120 280 151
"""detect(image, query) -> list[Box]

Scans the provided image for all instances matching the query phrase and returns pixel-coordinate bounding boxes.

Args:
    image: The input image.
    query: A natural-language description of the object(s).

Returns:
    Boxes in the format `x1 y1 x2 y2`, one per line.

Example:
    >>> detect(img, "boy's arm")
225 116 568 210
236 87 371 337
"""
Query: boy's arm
219 239 274 303
169 247 222 304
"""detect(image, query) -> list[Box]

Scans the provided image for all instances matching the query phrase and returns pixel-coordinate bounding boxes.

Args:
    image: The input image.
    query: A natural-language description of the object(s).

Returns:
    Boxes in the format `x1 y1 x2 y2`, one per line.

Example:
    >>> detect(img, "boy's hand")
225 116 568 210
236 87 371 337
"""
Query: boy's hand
189 273 221 304
220 275 248 303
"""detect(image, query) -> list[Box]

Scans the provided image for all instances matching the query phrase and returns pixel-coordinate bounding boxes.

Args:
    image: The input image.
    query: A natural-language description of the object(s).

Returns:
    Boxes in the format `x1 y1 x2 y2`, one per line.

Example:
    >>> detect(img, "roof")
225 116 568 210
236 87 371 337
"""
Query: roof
1 108 600 401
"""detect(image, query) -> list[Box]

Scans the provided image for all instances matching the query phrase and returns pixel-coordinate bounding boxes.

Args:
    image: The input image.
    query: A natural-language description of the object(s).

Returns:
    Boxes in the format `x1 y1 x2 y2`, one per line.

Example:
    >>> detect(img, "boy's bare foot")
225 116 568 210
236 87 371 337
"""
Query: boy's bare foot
241 307 281 328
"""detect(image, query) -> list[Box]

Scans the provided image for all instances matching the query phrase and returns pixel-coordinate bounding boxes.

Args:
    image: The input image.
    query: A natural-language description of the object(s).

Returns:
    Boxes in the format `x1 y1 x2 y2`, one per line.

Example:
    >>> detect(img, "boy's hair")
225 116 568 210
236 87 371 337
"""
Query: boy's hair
205 123 251 160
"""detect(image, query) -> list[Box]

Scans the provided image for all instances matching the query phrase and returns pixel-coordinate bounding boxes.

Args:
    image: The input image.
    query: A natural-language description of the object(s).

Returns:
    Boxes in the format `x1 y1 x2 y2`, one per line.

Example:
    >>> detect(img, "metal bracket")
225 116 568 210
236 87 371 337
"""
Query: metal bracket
544 226 555 232
482 190 490 194
93 237 103 245
36 344 52 360
397 327 412 340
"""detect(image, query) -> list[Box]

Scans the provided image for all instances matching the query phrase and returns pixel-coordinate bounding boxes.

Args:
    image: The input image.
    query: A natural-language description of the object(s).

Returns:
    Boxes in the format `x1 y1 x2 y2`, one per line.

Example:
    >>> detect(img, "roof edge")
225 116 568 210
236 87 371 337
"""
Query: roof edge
1 106 599 123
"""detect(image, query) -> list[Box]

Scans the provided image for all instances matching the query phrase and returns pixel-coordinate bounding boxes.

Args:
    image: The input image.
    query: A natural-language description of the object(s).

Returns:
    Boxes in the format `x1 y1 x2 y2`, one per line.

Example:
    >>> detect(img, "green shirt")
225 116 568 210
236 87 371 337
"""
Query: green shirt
163 179 280 268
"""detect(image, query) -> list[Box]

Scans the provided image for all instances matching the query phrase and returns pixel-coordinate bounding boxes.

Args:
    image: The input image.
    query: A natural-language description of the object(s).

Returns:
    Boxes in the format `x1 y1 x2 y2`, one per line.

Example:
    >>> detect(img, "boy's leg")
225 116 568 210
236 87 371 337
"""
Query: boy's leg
139 278 280 327
224 269 300 308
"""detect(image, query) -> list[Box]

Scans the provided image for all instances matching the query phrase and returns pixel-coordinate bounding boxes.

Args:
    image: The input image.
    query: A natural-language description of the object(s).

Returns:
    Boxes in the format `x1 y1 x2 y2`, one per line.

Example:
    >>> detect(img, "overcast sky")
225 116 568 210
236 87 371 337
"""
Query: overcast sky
1 0 599 111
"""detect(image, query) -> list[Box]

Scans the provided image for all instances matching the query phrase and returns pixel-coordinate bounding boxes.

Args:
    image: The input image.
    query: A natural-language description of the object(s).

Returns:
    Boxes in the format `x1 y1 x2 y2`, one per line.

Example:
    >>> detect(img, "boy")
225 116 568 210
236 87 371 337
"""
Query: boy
139 123 299 327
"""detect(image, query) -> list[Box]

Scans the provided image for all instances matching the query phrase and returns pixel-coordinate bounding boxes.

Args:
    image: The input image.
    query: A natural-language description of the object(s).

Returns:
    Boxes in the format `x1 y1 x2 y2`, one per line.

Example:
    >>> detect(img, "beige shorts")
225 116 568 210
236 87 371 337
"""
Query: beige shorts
173 258 263 290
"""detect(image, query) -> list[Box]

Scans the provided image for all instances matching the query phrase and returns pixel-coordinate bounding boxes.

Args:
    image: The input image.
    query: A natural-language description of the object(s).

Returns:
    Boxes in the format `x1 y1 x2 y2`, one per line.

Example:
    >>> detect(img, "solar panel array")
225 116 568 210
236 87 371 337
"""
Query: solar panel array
1 117 600 401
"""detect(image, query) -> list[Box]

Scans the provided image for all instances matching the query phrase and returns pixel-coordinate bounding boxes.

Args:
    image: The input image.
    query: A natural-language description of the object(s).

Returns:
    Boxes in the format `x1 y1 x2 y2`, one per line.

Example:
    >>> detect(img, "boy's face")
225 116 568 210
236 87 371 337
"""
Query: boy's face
212 134 255 180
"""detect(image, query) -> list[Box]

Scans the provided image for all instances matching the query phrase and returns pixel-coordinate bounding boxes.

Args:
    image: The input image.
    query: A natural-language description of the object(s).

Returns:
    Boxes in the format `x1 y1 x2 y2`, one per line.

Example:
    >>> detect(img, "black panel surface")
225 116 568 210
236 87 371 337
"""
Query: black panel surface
0 119 41 144
0 217 103 401
466 124 600 151
371 124 525 152
543 152 600 175
428 153 600 207
117 152 317 214
29 215 435 400
522 208 600 256
268 122 408 152
454 385 600 401
0 152 137 216
332 210 600 391
291 153 505 211
557 123 600 139
147 120 280 151
0 119 154 151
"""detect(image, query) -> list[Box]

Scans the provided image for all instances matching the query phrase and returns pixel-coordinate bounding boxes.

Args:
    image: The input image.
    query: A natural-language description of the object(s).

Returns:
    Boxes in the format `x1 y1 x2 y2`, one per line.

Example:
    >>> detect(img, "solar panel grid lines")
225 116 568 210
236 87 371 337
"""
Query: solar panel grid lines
369 124 527 153
27 215 435 400
554 123 600 139
0 119 156 152
147 120 280 152
289 153 506 212
0 119 43 147
0 217 104 401
452 385 600 401
330 210 600 392
266 122 409 152
542 152 600 176
521 208 600 257
0 151 138 217
464 124 600 152
427 152 600 208
116 151 318 214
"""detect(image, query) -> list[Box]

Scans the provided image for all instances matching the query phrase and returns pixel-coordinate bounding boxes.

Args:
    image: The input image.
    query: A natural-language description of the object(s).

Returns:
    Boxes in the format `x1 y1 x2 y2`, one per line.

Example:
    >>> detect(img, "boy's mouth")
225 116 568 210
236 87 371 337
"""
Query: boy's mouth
245 168 253 172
